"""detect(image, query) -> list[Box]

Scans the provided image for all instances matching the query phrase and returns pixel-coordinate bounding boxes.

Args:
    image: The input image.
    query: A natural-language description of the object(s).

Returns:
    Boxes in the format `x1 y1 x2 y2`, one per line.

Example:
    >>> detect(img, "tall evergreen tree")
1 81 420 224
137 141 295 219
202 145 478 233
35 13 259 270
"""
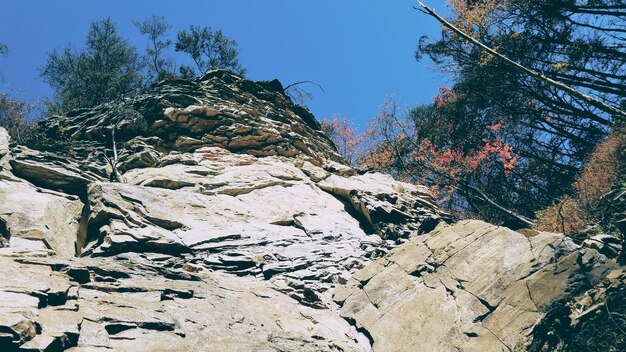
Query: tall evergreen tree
41 18 143 112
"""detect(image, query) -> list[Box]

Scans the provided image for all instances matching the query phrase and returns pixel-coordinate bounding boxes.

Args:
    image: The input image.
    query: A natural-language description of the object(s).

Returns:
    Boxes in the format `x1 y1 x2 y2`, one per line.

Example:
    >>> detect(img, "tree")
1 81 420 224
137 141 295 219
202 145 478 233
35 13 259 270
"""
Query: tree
0 93 41 145
175 25 246 76
41 18 143 112
321 115 363 166
322 98 528 225
417 2 626 120
410 0 626 225
134 15 174 82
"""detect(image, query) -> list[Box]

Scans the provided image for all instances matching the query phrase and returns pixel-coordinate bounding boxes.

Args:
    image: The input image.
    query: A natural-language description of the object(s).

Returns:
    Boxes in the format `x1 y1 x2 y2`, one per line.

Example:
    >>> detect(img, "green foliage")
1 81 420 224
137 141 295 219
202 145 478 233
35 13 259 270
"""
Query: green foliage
41 18 143 112
134 15 174 82
175 25 246 76
178 64 196 79
38 17 247 113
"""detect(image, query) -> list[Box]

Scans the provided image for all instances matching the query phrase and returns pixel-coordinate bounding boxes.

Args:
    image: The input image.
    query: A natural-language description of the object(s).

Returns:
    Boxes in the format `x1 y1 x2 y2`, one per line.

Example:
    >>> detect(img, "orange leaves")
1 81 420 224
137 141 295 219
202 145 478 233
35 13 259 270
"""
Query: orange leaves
358 97 411 171
322 96 518 182
320 115 364 166
433 86 465 108
447 0 507 34
321 99 406 169
416 138 463 178
487 120 503 132
360 140 396 171
480 137 518 172
415 132 518 180
322 96 519 216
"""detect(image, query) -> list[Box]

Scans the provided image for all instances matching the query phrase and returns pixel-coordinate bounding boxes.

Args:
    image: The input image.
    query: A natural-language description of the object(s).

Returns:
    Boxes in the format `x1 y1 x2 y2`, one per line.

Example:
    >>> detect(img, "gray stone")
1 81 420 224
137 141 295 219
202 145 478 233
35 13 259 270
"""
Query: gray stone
335 220 616 351
0 70 619 352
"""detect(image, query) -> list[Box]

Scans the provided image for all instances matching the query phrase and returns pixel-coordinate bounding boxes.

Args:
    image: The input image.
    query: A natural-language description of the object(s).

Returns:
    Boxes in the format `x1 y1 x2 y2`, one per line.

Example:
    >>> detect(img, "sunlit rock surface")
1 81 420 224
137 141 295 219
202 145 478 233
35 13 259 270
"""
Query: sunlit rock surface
0 70 621 351
0 71 446 351
335 220 618 351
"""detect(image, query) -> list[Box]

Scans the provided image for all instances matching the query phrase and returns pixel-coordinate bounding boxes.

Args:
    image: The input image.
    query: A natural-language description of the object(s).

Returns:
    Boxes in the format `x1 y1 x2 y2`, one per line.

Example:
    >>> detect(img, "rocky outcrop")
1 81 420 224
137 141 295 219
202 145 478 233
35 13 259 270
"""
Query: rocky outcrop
0 71 447 351
334 220 618 351
0 246 369 351
39 71 342 164
0 70 622 351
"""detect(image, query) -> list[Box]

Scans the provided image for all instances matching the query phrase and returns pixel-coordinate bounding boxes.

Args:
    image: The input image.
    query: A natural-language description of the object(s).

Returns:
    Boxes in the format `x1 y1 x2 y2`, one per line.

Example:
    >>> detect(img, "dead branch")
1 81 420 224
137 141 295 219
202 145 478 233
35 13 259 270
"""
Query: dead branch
415 1 626 123
283 80 325 93
106 123 125 183
461 181 534 226
284 80 325 104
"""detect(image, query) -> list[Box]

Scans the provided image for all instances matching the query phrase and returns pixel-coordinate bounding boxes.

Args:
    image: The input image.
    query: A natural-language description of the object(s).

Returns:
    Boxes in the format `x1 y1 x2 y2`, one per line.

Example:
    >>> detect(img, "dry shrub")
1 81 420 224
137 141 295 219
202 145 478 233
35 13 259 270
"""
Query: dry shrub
574 132 623 210
533 196 590 235
534 129 625 235
0 93 42 145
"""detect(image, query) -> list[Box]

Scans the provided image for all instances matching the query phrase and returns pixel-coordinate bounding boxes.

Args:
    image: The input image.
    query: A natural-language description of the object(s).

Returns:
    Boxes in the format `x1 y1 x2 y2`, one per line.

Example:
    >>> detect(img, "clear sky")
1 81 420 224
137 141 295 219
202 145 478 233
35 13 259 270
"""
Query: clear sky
0 0 449 126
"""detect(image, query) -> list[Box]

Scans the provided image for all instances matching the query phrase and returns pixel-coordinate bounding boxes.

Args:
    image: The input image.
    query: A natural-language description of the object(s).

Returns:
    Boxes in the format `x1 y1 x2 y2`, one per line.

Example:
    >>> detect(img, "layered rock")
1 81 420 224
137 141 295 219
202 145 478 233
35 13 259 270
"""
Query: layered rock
39 71 343 164
0 179 83 257
0 247 369 351
335 220 618 351
0 71 447 351
0 70 621 351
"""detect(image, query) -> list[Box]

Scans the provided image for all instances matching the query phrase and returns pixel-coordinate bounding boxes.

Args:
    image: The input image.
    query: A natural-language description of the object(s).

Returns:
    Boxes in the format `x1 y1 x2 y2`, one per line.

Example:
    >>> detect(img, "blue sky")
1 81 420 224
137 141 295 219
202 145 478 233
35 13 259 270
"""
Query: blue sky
0 0 450 126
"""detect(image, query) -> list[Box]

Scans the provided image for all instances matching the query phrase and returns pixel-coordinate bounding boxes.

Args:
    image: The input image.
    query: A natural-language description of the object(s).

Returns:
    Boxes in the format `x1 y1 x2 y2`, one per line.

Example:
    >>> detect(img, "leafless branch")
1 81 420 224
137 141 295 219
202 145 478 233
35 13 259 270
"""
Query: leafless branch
105 123 125 183
415 1 626 123
284 80 325 104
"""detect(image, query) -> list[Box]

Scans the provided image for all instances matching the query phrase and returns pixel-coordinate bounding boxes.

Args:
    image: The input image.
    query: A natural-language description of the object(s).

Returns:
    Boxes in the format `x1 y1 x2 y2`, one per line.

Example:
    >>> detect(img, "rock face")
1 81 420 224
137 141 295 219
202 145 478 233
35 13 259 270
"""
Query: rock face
0 71 447 351
0 248 368 351
39 71 342 164
335 220 618 351
0 179 83 257
0 70 622 351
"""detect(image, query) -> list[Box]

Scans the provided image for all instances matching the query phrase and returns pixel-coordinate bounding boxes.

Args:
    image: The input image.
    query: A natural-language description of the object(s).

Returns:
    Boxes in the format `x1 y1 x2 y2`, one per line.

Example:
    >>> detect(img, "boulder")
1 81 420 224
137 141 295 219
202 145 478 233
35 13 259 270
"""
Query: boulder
335 220 617 351
0 178 83 258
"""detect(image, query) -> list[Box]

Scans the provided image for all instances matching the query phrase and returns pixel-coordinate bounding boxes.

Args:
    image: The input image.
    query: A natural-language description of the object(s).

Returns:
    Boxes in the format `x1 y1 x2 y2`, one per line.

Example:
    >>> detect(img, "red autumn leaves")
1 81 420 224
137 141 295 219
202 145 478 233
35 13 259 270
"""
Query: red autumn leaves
322 95 518 187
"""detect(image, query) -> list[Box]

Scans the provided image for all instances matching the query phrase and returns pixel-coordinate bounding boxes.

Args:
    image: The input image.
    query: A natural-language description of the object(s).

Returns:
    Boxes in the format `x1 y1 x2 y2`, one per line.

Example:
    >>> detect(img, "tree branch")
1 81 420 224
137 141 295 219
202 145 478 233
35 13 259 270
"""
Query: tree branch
460 181 534 226
385 110 535 226
106 123 125 183
283 80 325 104
283 80 325 93
415 1 626 122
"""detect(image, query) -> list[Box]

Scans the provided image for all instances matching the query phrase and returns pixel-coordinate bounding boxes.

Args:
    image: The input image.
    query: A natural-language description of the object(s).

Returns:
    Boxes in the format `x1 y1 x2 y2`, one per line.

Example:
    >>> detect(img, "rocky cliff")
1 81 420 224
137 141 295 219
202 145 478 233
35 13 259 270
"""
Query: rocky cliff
0 71 622 351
